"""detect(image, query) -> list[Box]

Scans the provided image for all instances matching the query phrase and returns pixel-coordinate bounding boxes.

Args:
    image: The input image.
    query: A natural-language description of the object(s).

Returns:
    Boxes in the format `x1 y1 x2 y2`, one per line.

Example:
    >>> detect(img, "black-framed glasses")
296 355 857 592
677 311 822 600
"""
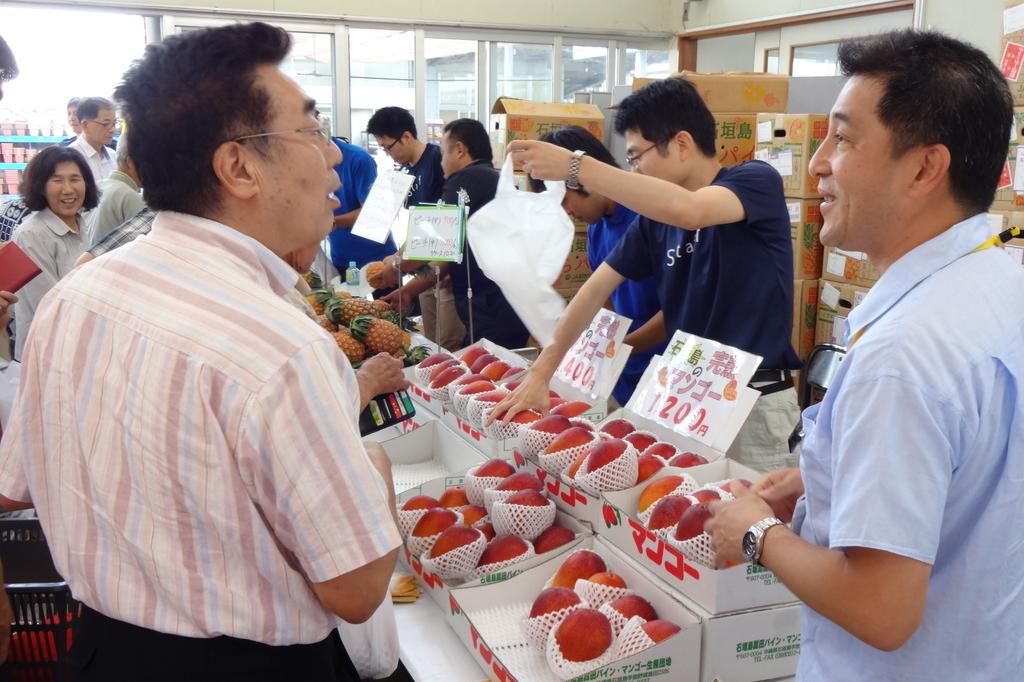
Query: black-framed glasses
232 119 332 145
86 118 120 130
380 138 402 154
625 143 659 169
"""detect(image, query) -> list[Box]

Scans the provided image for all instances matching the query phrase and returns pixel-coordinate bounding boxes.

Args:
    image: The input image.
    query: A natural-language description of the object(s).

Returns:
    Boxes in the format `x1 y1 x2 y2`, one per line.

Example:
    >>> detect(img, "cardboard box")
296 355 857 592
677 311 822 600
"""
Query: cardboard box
791 279 819 360
396 470 591 630
1002 3 1024 105
713 113 757 168
552 229 591 293
512 358 760 528
491 98 605 169
600 459 797 615
1006 236 1024 265
450 535 704 682
787 198 824 279
990 107 1024 208
687 598 802 682
380 420 487 495
821 246 880 287
815 279 871 346
363 404 438 443
755 114 828 198
633 72 789 113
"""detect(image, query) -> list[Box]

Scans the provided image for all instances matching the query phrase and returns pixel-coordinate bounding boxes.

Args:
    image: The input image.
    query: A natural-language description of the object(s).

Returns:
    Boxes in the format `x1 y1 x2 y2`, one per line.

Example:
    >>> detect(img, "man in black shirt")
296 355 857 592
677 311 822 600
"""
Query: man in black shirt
382 119 529 349
370 107 464 349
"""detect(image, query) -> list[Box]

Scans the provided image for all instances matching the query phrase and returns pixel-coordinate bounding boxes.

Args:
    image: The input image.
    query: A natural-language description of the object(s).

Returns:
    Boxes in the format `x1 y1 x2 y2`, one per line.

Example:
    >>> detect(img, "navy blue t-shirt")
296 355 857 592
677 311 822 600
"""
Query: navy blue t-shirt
403 143 445 207
605 161 800 371
588 203 667 405
327 138 397 268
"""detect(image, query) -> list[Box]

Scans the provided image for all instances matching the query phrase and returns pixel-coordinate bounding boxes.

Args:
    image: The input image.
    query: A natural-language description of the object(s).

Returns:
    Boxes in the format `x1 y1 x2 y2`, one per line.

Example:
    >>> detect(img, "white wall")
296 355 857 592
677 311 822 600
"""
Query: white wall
920 0 1003 61
695 32 756 72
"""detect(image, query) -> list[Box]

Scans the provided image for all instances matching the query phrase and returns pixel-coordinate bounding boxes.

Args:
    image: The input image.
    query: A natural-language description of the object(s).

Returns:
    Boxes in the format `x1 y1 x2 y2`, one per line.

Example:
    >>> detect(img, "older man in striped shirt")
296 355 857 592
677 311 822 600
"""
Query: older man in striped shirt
0 23 400 681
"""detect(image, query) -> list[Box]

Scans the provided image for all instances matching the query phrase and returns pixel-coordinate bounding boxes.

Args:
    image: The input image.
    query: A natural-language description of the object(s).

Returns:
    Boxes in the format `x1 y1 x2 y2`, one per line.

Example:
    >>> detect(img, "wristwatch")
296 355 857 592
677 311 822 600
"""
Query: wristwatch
566 150 586 190
742 517 785 566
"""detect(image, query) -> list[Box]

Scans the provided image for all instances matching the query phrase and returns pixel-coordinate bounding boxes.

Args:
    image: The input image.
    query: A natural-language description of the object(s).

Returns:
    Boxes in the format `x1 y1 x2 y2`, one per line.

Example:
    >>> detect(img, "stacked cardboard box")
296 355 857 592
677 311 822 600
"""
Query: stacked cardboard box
815 279 871 346
989 106 1024 212
1001 2 1024 108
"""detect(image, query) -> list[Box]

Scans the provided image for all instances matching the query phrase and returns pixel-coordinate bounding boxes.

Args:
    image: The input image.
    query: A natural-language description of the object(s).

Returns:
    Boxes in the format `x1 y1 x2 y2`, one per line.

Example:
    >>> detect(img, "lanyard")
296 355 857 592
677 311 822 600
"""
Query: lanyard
846 225 1023 349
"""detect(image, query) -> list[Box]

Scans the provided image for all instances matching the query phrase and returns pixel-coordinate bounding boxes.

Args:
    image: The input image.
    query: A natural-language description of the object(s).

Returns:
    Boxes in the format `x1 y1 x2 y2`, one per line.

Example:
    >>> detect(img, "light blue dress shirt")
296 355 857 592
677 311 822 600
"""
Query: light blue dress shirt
794 213 1024 681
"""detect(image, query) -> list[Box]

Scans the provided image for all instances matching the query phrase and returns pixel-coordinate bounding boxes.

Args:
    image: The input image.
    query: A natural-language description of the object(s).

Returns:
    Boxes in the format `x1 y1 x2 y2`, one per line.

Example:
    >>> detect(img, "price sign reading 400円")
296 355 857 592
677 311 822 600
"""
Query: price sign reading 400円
555 309 631 399
635 331 762 444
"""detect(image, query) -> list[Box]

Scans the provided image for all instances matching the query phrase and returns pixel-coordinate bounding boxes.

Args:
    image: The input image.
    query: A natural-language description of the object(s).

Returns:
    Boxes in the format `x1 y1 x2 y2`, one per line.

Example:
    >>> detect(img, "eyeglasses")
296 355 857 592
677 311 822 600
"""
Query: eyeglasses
625 143 659 169
380 138 402 155
86 118 120 130
232 119 332 145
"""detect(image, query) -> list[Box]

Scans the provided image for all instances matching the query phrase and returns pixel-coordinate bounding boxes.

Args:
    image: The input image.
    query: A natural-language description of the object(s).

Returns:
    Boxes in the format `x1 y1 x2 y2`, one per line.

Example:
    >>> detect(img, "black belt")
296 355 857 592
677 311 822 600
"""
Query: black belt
748 369 794 396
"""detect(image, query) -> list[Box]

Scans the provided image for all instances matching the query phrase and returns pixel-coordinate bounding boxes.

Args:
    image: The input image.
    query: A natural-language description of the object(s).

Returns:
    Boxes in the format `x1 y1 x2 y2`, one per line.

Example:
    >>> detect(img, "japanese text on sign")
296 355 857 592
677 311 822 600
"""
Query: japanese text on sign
555 308 630 399
404 205 465 262
633 331 761 444
352 170 416 244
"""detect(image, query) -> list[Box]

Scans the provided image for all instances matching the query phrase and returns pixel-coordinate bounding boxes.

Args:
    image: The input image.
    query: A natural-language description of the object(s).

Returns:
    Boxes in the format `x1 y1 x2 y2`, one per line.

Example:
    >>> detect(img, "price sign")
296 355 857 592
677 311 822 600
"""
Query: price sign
351 169 416 244
403 205 465 262
555 309 630 398
632 331 761 444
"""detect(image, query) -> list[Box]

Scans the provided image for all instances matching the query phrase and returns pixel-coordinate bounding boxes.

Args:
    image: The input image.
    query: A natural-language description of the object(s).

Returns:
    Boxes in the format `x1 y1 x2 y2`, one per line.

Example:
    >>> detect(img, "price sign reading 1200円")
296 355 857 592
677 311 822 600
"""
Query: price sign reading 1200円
555 309 631 398
634 331 762 444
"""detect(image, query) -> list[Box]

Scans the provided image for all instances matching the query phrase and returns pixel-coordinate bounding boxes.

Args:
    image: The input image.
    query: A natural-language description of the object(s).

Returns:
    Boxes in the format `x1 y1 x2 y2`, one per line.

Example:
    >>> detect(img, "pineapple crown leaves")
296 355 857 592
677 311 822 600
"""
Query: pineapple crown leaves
348 315 377 342
324 296 347 325
404 345 431 366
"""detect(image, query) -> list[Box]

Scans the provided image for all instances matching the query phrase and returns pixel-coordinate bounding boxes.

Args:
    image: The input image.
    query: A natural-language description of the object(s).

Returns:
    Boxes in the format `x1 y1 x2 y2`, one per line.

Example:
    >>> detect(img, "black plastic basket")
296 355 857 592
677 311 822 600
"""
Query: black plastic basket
0 515 78 682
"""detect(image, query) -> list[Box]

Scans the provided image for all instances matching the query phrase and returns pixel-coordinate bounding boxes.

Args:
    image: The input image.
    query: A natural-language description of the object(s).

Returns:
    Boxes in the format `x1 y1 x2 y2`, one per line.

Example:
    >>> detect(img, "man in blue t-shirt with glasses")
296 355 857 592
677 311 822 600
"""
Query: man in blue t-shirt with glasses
492 77 800 472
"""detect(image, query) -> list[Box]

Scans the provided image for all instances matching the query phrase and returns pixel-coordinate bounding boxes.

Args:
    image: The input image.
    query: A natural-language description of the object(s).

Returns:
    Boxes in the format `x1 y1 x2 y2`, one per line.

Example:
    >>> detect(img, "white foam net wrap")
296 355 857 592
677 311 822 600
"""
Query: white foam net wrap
635 475 699 527
463 466 507 506
692 485 735 503
667 530 717 569
521 601 586 651
415 359 460 385
596 602 632 639
397 508 430 539
519 427 562 458
428 379 462 404
492 499 556 541
545 619 614 681
468 390 510 430
407 530 443 559
483 486 527 513
573 578 632 610
484 416 524 441
451 384 484 418
420 532 487 582
538 439 594 477
611 616 659 662
473 542 536 581
574 444 639 495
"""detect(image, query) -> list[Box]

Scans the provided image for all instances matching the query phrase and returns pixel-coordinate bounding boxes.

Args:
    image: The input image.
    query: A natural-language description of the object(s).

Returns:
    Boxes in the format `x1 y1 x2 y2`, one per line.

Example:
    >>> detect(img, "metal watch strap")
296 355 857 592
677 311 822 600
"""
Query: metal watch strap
566 150 586 190
751 517 785 566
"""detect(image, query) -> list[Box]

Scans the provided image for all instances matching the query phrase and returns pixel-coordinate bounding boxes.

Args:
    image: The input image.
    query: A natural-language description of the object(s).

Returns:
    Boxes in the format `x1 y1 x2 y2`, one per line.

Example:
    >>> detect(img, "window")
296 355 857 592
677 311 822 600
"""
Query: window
349 28 414 151
495 43 553 103
623 47 670 84
283 33 335 132
791 42 841 77
765 48 780 74
425 39 477 144
561 44 608 102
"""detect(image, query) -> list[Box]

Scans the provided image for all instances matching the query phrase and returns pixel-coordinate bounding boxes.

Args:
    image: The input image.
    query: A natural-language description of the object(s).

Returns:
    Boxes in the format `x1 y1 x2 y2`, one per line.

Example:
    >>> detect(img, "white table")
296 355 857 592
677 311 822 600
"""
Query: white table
393 594 487 681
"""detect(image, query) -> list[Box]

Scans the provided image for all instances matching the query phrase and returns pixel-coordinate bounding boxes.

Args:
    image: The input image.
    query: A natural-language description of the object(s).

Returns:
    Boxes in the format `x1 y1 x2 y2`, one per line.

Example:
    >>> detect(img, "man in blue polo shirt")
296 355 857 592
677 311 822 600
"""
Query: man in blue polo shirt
326 137 397 270
493 77 800 471
532 126 665 407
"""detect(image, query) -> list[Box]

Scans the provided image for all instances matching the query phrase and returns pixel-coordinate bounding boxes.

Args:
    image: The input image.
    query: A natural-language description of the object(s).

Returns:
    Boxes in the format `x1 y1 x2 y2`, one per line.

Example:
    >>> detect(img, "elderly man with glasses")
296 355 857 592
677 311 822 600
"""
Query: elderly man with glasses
68 96 119 181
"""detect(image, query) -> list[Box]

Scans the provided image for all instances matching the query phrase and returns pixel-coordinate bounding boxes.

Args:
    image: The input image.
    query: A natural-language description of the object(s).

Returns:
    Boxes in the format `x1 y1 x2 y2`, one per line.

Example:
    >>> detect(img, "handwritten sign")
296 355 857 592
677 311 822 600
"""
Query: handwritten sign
403 205 465 262
555 308 631 399
632 331 761 445
351 169 416 244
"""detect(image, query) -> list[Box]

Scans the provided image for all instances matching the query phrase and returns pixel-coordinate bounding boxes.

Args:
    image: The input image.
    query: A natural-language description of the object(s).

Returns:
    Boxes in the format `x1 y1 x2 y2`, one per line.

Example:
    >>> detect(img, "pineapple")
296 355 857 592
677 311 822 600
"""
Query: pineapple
339 298 377 327
403 345 430 367
333 328 366 364
316 315 337 333
350 315 403 356
372 299 392 317
366 261 387 288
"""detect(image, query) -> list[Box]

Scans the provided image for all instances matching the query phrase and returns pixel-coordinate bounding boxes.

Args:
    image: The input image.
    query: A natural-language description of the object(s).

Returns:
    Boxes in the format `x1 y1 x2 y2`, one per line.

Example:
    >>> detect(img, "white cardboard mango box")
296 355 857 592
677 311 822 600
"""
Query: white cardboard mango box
397 483 590 632
450 535 703 682
510 355 759 529
381 420 486 495
600 459 797 615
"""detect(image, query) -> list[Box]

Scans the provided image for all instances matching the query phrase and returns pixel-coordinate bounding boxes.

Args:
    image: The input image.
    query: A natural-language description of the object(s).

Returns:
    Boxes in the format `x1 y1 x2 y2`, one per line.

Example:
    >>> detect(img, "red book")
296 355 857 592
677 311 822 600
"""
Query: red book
0 241 42 293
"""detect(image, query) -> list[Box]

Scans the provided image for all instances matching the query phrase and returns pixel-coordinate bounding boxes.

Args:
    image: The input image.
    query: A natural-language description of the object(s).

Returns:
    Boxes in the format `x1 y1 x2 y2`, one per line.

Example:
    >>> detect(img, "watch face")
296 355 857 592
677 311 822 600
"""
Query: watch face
742 530 757 561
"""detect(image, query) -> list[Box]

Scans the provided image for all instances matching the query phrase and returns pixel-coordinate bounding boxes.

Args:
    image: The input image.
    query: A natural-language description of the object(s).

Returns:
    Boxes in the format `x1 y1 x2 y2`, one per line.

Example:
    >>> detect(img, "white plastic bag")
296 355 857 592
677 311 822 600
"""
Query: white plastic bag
336 597 400 679
467 156 574 346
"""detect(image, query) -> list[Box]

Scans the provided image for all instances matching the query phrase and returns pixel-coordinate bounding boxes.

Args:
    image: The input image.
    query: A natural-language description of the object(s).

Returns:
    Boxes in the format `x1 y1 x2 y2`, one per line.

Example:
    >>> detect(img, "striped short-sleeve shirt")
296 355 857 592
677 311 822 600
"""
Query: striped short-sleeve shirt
0 211 401 645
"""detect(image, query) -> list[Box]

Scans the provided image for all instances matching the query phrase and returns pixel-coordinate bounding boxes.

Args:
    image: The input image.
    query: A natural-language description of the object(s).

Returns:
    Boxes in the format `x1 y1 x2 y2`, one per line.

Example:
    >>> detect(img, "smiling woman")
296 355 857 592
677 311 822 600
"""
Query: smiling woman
10 146 98 359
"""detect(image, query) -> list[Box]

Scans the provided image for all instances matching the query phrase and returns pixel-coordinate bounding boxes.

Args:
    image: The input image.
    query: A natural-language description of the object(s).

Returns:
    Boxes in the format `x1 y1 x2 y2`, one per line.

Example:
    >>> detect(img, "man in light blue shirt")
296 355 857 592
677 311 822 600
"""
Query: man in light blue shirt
705 30 1024 680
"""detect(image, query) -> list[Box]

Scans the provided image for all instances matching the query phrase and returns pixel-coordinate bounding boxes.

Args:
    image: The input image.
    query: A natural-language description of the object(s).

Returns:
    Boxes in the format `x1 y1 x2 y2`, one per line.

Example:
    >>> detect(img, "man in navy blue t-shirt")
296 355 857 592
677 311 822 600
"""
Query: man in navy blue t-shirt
493 77 801 471
367 107 463 349
533 126 665 407
326 137 397 269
